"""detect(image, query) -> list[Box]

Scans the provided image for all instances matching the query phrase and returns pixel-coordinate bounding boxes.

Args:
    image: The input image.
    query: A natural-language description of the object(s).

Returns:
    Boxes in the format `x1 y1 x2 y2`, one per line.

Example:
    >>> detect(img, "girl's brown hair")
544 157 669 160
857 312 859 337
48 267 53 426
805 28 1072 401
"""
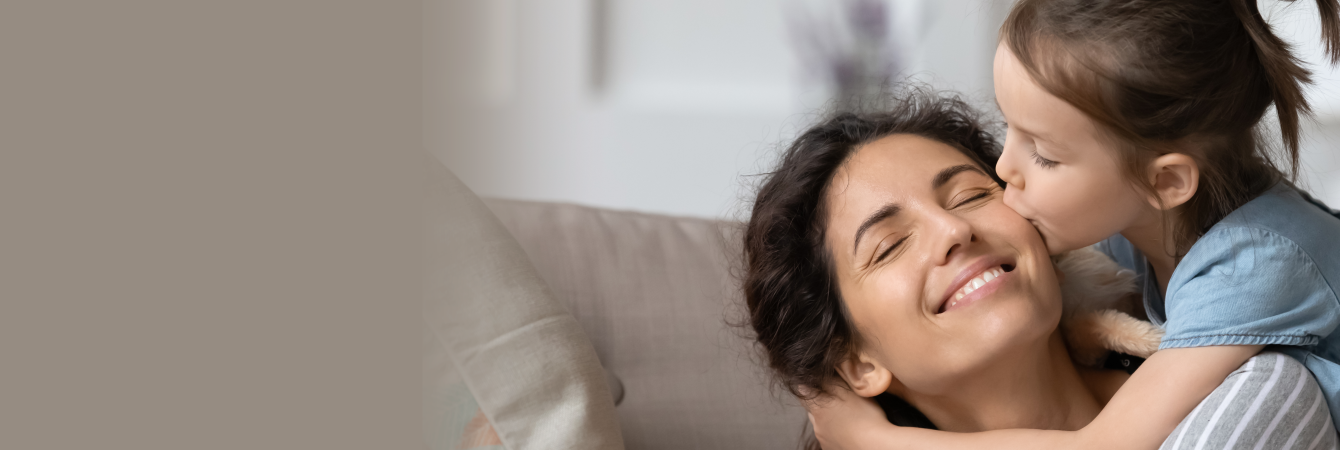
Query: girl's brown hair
1002 0 1340 254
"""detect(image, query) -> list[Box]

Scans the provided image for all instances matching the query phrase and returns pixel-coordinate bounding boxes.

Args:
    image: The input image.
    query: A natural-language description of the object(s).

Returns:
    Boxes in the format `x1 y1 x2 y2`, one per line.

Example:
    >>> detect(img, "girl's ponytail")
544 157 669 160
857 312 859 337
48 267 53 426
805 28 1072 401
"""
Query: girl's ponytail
1316 0 1340 63
1229 0 1320 173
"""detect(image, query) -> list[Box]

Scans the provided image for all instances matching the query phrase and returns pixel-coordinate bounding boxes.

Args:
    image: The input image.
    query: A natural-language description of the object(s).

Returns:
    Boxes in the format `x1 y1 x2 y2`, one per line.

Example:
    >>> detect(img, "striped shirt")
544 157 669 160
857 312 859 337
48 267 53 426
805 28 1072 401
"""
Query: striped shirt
1161 352 1337 450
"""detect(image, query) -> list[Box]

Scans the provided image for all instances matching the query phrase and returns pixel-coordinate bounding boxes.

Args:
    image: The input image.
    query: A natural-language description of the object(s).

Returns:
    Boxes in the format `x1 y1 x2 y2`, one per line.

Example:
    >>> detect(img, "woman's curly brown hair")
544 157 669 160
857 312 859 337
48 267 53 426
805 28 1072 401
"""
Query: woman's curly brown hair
742 87 1002 431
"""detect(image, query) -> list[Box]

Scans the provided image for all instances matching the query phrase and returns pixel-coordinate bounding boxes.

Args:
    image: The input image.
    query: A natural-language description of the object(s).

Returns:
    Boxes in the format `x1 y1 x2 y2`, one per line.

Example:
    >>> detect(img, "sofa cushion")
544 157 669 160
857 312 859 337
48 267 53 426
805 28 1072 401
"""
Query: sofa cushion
423 156 624 450
485 199 808 450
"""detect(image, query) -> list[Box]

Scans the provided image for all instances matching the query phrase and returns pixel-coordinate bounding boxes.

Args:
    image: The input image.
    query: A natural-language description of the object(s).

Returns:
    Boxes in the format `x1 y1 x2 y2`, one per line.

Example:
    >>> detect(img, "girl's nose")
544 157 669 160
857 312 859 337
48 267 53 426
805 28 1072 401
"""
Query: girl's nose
995 142 1025 190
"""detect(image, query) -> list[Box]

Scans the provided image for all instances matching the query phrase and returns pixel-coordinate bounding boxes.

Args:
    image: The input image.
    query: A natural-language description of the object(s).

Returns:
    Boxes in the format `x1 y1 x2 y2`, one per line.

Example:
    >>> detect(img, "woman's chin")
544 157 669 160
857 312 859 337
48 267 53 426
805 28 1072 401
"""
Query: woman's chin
945 291 1058 356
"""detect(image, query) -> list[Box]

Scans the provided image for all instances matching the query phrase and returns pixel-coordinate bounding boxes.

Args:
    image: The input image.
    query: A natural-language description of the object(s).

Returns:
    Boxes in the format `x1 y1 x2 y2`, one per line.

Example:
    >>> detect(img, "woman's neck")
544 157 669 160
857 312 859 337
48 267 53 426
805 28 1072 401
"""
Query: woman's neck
898 332 1104 432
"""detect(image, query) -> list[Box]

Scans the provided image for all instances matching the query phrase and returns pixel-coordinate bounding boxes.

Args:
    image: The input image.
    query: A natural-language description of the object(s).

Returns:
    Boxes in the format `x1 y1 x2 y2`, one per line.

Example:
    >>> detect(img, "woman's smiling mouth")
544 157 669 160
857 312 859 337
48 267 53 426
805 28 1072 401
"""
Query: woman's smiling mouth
937 259 1016 314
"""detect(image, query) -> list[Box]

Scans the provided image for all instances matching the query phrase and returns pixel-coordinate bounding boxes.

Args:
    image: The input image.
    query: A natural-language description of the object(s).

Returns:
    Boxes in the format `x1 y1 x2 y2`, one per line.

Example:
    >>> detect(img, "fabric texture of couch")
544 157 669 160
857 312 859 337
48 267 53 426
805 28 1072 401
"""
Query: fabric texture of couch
485 198 807 450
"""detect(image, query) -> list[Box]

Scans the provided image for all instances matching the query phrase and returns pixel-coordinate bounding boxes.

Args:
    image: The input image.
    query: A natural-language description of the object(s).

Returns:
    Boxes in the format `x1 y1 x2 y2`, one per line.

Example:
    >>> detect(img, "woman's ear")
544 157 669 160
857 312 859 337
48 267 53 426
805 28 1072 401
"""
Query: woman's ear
1145 153 1199 210
834 351 893 398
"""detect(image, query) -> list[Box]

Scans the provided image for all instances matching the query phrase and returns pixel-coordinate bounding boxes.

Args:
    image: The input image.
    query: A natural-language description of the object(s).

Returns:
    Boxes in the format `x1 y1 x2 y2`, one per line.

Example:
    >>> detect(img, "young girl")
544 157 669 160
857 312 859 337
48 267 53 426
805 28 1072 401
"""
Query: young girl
807 0 1340 448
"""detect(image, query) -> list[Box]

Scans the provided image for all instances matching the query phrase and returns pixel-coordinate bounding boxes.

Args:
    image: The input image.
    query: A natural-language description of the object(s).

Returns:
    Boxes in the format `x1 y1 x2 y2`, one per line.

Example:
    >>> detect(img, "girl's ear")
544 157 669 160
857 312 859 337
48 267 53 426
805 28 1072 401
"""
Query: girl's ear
1145 153 1199 210
834 351 894 397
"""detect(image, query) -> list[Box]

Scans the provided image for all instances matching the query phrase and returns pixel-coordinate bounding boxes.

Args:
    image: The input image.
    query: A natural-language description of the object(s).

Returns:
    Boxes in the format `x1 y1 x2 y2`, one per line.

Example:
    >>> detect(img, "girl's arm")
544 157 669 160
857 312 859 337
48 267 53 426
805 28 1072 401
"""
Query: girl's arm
808 345 1264 450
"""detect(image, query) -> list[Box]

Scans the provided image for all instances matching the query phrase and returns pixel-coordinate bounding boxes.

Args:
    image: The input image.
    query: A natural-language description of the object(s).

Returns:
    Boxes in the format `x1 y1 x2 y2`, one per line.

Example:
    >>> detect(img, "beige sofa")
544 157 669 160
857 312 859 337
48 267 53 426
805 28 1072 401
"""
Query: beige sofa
426 155 806 450
483 198 807 449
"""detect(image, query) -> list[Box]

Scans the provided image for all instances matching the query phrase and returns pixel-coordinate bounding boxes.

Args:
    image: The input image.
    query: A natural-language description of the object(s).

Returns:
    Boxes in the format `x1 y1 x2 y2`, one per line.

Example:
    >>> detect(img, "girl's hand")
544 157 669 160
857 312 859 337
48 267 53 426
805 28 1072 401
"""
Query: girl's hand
803 385 893 450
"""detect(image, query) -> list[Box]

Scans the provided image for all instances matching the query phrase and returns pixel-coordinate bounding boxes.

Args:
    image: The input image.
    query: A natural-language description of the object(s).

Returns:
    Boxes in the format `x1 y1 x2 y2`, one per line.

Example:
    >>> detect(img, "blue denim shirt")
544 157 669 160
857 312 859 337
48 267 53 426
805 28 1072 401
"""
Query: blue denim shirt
1098 183 1340 430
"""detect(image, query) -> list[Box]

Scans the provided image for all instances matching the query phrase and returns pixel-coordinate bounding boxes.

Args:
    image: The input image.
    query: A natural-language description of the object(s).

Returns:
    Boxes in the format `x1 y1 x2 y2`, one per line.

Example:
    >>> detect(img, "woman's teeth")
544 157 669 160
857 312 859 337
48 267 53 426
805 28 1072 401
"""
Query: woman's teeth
950 266 1005 307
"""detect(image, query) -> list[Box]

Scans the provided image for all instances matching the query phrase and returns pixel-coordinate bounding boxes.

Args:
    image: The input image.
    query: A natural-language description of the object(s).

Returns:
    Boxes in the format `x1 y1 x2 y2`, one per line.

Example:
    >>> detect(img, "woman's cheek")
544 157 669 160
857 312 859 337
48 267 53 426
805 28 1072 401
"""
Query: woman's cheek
856 279 914 335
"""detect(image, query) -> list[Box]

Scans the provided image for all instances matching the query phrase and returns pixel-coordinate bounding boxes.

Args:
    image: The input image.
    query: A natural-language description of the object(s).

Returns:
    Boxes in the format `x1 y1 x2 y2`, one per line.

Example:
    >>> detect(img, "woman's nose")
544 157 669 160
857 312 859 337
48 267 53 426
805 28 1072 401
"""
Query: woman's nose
930 209 975 265
995 141 1025 190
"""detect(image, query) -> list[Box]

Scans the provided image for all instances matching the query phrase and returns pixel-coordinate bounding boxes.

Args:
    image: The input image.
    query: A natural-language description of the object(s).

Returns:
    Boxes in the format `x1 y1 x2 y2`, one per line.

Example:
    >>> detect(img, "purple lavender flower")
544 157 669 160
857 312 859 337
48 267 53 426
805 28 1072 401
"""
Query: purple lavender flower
787 0 903 111
846 0 888 41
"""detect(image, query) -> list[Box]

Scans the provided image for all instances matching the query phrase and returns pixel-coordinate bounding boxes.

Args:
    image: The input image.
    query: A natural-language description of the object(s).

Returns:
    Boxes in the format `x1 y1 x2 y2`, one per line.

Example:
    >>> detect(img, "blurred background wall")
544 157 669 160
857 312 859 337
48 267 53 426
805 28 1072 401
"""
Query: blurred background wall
427 0 1340 220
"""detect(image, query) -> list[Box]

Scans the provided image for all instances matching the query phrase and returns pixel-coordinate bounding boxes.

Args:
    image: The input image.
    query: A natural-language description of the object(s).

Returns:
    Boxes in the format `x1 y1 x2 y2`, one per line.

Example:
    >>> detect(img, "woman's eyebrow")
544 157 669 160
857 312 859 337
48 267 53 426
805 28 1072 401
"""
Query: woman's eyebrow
932 164 985 189
853 203 901 255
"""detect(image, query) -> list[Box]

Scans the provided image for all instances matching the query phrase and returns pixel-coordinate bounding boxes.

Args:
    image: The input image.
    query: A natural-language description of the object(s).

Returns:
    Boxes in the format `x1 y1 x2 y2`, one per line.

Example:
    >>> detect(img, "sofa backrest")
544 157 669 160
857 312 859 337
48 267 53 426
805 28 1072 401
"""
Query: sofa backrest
486 199 807 450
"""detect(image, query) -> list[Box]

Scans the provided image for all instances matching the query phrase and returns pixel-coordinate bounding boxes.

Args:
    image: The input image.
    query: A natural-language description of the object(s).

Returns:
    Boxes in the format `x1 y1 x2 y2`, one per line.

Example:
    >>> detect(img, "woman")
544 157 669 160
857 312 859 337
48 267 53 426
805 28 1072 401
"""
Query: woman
741 89 1334 449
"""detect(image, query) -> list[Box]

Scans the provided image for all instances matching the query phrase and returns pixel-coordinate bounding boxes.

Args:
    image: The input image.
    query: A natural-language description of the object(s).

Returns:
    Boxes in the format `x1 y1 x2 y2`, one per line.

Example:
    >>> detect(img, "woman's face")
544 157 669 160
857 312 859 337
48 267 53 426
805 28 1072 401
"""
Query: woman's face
824 134 1061 396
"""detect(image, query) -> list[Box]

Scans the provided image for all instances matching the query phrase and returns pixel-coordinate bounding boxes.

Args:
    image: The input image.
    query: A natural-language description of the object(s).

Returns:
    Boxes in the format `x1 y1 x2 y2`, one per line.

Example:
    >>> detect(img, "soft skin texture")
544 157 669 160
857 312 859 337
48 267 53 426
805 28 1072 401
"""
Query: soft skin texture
992 42 1200 293
818 133 1113 434
992 42 1152 257
803 44 1265 450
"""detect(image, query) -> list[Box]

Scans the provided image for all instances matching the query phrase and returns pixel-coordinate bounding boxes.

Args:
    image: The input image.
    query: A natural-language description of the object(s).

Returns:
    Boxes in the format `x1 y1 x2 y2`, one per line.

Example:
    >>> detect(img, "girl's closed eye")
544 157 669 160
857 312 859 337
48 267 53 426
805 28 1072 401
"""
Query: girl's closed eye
1003 120 1059 169
1030 148 1058 169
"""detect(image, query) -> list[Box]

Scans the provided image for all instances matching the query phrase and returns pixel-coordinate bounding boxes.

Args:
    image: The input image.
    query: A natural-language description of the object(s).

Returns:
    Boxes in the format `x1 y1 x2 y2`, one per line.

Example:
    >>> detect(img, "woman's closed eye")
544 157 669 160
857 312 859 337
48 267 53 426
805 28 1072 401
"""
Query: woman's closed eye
951 187 998 209
874 235 910 264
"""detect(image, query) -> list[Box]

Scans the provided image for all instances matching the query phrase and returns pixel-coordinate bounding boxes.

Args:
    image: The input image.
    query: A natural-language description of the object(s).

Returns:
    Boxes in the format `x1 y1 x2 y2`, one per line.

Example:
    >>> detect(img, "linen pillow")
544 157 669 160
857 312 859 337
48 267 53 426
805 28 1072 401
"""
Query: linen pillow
422 154 624 450
424 324 503 449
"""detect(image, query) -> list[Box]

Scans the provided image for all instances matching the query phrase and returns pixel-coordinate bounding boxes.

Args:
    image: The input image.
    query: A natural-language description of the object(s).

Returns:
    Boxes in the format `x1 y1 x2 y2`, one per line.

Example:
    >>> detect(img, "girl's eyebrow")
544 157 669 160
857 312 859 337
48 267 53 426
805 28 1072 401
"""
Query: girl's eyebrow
994 99 1053 142
1009 120 1050 143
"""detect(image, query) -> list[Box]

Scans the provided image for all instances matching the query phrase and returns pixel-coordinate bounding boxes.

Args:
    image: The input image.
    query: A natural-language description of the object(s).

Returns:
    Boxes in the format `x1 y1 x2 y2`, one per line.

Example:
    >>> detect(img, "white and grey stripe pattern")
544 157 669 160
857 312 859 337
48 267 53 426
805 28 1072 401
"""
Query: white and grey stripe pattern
1160 352 1337 450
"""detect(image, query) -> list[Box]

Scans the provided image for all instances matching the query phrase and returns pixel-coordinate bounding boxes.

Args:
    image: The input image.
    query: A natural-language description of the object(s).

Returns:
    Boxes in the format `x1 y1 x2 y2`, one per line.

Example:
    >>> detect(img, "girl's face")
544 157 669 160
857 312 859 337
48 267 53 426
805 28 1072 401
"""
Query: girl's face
823 133 1061 395
992 43 1150 254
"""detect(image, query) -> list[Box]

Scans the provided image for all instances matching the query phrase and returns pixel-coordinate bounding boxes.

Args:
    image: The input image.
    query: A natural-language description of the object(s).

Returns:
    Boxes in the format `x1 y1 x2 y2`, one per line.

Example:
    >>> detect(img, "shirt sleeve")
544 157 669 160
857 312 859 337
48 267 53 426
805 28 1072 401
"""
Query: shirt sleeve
1160 352 1336 450
1160 227 1340 350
